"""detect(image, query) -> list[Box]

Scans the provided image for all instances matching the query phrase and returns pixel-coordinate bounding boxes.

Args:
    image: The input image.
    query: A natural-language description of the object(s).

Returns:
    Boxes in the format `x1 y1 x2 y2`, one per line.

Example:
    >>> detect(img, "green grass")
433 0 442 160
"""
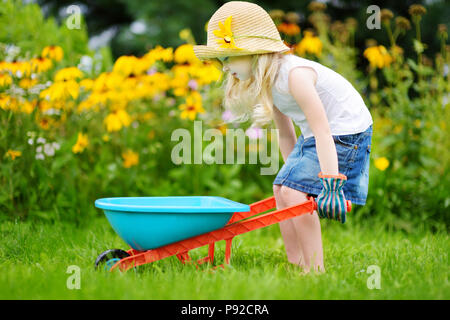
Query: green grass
0 214 448 299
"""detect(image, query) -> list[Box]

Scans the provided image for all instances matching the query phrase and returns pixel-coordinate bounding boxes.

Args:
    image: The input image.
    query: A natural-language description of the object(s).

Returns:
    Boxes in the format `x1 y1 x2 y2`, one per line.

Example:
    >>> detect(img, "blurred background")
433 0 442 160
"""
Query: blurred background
0 0 449 233
36 0 450 62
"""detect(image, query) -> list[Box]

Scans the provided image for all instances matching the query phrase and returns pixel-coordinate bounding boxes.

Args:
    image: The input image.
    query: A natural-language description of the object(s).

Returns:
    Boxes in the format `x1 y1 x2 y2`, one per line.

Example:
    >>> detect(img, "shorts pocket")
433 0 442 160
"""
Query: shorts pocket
334 136 359 165
333 135 358 150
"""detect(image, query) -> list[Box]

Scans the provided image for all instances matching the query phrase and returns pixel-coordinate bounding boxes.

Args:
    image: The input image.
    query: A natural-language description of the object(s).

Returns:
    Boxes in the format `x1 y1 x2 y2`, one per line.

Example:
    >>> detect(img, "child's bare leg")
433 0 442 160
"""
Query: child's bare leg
274 184 306 266
274 184 325 273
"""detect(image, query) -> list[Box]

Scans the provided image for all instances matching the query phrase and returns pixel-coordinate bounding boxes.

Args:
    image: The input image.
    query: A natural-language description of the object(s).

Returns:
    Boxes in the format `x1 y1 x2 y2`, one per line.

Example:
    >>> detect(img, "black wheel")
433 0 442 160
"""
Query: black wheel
94 249 130 271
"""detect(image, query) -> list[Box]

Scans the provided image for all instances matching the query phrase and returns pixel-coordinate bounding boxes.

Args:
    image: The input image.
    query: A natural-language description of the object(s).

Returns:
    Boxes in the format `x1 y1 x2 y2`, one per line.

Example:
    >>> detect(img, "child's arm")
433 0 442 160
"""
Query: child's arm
288 67 349 222
272 104 297 162
287 67 339 175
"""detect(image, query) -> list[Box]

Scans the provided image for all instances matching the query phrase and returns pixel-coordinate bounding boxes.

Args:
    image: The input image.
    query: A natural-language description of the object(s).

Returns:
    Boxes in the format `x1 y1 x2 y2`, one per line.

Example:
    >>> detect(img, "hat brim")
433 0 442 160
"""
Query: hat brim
193 44 291 61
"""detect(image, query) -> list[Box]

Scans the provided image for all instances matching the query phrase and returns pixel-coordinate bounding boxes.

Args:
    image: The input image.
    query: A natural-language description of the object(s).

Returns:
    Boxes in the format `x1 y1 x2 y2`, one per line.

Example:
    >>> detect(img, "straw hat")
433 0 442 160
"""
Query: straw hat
193 1 291 61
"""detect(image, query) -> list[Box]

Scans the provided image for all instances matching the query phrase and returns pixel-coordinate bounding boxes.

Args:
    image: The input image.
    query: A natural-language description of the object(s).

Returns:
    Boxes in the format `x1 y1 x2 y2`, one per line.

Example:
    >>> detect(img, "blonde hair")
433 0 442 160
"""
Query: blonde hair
217 52 286 128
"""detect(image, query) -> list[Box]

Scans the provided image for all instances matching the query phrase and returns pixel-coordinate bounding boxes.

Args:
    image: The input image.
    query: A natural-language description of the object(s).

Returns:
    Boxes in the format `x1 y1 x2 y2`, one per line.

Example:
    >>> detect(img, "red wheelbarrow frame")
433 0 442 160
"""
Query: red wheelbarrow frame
109 195 351 272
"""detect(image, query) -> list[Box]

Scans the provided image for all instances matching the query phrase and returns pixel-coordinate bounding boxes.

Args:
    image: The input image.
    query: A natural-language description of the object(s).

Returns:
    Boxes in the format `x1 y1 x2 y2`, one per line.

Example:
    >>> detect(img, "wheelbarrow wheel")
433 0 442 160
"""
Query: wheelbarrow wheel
95 249 130 271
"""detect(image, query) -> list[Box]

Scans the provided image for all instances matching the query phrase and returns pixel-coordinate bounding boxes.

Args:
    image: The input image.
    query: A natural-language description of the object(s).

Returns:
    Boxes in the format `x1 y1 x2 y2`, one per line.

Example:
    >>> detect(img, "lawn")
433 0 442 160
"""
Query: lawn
0 212 448 300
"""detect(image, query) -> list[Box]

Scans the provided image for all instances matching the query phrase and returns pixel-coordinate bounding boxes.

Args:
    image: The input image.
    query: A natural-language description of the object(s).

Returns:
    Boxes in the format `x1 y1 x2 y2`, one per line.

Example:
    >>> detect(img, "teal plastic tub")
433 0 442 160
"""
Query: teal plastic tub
94 196 250 251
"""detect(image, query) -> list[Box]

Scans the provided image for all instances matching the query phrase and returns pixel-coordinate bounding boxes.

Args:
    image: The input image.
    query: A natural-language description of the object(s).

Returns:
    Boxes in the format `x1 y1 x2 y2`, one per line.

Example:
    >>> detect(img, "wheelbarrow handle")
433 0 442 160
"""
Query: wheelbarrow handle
346 200 352 212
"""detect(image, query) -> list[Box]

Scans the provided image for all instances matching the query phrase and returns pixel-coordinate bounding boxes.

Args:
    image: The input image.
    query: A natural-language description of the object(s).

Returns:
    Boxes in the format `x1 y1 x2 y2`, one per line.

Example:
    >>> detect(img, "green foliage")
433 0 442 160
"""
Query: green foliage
112 0 217 56
0 0 91 66
363 40 450 230
0 1 449 231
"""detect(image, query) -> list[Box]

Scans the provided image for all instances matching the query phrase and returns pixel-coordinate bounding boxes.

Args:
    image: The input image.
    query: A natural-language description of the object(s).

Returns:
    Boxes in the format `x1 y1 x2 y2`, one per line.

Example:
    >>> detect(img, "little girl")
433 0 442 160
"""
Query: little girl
194 1 373 274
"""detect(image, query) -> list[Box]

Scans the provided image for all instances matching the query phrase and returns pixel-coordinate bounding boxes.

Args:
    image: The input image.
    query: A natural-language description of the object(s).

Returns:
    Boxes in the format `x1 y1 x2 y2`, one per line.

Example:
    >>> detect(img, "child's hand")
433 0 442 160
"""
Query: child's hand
316 172 348 223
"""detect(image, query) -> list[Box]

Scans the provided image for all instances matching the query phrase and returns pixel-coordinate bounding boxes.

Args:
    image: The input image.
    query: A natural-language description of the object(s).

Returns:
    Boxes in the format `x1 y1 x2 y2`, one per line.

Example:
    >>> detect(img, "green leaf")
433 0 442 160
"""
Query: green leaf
413 39 425 54
407 58 418 71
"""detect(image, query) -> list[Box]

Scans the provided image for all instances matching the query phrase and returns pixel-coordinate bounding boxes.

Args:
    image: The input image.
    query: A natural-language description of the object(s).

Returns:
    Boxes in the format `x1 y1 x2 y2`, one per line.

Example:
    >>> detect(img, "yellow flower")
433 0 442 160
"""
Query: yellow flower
54 67 83 81
393 124 403 134
5 60 33 77
174 44 200 65
0 73 12 87
122 149 139 168
38 68 83 101
72 132 89 154
375 157 390 171
92 71 123 93
0 94 11 110
213 16 243 50
141 72 170 93
39 80 80 101
0 61 8 72
179 28 196 45
30 57 52 74
363 45 393 69
104 113 122 132
104 109 132 132
144 45 174 64
115 51 169 78
142 112 155 121
80 78 94 91
170 69 190 96
38 116 53 130
41 45 64 62
20 100 36 114
217 124 227 135
178 91 205 120
113 55 140 77
189 62 222 86
18 78 38 89
179 28 190 40
102 134 110 142
117 109 131 126
5 149 22 160
295 31 322 57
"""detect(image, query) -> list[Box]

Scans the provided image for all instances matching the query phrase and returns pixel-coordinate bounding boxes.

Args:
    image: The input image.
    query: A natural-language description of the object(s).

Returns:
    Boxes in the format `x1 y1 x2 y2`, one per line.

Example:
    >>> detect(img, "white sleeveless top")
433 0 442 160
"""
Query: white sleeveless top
271 54 373 139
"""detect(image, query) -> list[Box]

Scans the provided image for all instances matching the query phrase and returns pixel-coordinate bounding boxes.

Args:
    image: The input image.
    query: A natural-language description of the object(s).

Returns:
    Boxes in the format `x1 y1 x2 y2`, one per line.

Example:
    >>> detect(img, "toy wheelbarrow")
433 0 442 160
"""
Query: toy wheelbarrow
94 195 351 272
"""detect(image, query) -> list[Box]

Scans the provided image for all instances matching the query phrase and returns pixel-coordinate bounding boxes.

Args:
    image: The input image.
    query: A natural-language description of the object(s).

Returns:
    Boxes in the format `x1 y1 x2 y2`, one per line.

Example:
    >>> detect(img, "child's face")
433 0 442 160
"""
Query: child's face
217 55 253 81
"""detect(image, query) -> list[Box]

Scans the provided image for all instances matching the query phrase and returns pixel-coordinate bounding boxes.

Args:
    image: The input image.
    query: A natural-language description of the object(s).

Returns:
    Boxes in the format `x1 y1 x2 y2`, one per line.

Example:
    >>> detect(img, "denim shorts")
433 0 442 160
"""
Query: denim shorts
273 124 373 205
